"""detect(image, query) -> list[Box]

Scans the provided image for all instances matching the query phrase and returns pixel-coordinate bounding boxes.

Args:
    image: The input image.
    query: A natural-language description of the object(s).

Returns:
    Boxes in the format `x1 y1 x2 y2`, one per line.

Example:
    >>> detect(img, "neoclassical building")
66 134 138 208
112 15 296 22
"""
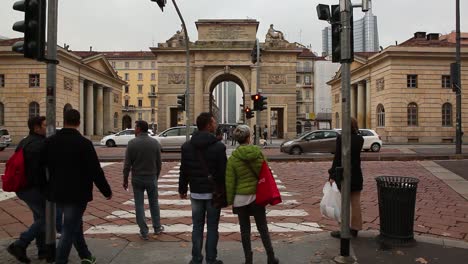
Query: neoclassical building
0 39 124 143
329 32 468 143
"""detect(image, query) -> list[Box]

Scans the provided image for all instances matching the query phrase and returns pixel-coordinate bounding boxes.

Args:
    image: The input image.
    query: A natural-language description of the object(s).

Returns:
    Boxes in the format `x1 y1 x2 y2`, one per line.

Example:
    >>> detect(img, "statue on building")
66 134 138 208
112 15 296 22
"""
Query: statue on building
266 24 285 41
161 25 187 48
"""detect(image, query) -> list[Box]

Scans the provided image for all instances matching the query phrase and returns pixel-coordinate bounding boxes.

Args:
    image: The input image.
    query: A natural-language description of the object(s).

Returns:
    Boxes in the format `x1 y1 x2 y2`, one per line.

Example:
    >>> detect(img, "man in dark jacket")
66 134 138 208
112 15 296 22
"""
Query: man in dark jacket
43 109 112 264
179 112 227 264
7 116 47 263
123 120 163 240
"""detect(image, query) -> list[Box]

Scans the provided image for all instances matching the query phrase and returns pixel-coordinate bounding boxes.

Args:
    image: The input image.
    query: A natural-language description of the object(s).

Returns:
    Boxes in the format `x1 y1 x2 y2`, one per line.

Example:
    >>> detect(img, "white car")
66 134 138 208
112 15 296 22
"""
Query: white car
100 129 154 147
334 129 383 152
153 126 198 152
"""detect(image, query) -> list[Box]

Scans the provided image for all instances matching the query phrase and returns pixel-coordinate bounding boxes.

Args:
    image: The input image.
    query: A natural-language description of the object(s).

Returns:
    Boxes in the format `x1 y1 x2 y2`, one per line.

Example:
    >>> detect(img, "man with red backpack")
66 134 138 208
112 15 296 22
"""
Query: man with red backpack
6 116 47 263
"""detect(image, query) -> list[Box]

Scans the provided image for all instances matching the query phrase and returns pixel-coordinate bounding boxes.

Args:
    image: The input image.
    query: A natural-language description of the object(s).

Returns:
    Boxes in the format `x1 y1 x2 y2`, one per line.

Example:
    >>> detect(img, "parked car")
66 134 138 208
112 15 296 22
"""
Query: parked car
100 129 154 147
0 128 12 147
333 129 383 152
280 130 339 155
153 126 198 152
0 138 7 151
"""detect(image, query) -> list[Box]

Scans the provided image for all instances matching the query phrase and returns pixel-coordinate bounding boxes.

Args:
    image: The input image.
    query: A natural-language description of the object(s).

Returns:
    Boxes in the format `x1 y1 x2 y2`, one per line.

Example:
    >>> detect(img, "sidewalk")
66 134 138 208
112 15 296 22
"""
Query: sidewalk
1 232 467 264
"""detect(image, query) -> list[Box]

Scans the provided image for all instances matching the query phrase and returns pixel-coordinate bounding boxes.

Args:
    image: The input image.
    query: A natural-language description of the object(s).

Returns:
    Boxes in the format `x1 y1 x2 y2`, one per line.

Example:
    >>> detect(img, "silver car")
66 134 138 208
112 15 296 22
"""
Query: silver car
153 126 198 152
280 130 339 155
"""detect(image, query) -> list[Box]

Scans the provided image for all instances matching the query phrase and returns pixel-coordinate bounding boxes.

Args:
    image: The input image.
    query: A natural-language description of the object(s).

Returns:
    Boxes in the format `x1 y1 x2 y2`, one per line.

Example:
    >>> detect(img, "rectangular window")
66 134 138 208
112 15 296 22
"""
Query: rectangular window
304 75 311 85
305 105 310 113
124 85 129 93
335 94 340 103
138 99 143 107
407 75 417 88
124 73 129 81
151 99 155 107
296 75 301 84
138 85 143 94
138 61 142 69
138 112 142 120
376 78 385 91
125 62 129 69
151 85 156 93
0 74 4 87
296 106 300 114
151 73 156 81
305 89 310 99
138 73 143 81
442 75 451 88
151 61 156 69
29 74 40 88
124 100 129 107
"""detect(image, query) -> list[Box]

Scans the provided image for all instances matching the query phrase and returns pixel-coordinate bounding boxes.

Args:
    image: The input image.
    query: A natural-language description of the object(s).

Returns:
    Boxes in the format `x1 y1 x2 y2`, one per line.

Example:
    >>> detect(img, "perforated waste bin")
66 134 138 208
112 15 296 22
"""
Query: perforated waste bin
375 176 419 247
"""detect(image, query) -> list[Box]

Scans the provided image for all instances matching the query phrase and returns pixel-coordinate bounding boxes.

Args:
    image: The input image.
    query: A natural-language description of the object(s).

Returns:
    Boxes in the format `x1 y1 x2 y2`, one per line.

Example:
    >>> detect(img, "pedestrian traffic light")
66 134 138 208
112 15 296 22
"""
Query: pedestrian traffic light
12 0 46 60
251 93 261 111
150 0 167 11
258 95 268 111
177 94 185 111
245 107 254 119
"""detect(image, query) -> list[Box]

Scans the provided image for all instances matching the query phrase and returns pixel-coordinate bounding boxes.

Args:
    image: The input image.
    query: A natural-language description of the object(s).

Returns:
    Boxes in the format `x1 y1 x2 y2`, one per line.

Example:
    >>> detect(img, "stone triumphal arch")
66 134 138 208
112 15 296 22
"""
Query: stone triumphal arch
151 19 300 139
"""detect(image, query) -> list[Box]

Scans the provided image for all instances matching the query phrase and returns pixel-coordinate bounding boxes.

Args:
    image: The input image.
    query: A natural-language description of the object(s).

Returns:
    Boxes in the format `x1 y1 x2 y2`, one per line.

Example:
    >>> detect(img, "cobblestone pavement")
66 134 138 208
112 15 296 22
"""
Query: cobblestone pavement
0 160 467 245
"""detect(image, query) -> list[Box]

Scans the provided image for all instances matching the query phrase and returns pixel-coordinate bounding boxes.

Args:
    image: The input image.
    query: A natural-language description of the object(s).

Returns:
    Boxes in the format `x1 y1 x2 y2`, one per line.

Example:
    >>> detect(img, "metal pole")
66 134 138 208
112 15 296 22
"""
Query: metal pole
45 0 58 261
255 38 261 146
455 0 462 154
172 0 190 141
339 0 352 258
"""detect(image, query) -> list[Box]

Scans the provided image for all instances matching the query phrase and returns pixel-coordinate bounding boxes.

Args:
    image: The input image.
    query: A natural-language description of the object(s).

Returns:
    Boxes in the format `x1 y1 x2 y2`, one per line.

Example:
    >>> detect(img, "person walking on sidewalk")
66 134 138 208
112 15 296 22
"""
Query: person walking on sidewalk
7 116 47 263
123 120 164 240
43 109 112 264
328 117 364 238
179 112 227 264
225 125 279 264
263 124 268 141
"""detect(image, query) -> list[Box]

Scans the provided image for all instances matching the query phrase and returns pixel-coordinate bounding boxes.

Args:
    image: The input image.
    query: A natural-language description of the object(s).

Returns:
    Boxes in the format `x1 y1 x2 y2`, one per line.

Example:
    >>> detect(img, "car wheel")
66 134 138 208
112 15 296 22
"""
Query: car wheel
371 143 381 152
106 140 116 147
0 147 5 151
290 146 302 155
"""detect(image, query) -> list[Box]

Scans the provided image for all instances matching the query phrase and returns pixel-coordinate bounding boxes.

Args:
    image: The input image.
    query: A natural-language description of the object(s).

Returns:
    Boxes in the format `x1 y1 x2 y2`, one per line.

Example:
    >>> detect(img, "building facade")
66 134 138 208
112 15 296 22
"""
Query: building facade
295 48 316 134
0 39 124 143
329 32 468 143
313 59 340 129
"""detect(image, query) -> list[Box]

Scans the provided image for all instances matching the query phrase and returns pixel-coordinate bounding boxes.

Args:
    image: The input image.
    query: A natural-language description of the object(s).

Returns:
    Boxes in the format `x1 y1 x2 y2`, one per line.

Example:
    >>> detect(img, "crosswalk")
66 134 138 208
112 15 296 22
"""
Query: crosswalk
85 163 322 235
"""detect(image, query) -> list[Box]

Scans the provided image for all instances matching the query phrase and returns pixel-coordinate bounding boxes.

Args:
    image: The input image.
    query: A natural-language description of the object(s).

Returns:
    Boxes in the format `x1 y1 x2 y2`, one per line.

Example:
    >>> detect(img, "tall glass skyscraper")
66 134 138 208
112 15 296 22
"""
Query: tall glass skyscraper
212 81 240 123
322 1 379 56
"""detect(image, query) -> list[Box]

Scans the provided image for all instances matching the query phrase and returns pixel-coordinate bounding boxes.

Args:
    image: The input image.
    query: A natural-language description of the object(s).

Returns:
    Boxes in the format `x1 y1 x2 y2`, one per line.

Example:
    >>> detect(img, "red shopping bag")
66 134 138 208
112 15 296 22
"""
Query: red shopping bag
256 161 282 206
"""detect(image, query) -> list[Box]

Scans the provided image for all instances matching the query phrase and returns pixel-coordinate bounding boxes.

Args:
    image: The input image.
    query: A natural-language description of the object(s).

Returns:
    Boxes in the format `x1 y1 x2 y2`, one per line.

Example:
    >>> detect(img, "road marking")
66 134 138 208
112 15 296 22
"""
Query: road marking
106 209 308 219
122 199 300 206
168 170 180 174
100 162 115 168
161 175 179 178
85 222 322 234
158 184 178 188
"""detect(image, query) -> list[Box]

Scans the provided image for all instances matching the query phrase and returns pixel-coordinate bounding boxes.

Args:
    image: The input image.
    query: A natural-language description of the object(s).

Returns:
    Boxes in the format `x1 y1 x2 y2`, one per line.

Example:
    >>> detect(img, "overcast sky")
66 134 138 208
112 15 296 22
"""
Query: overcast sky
1 0 466 54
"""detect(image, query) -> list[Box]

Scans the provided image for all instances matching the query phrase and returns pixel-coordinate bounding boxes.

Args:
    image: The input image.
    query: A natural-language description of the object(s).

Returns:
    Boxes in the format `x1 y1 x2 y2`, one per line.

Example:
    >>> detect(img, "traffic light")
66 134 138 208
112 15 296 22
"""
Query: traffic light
259 95 268 111
12 0 46 60
245 107 254 119
251 93 261 111
177 94 185 111
150 0 167 11
330 5 341 63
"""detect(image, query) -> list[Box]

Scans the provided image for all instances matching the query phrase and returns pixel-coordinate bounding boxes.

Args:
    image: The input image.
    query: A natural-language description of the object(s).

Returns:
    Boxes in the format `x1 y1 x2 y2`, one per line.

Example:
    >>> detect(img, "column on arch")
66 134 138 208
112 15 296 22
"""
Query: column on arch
194 66 204 117
95 84 104 136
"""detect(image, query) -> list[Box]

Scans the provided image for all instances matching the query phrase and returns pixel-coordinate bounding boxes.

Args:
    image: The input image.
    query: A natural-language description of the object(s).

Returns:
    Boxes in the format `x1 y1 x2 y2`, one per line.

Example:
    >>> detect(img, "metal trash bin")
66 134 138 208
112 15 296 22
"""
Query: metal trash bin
375 176 419 248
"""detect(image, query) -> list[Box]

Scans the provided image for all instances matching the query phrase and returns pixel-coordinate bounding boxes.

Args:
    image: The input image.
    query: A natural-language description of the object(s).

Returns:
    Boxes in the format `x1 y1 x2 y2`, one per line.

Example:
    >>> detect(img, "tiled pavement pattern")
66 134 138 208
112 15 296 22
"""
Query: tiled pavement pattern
0 160 467 243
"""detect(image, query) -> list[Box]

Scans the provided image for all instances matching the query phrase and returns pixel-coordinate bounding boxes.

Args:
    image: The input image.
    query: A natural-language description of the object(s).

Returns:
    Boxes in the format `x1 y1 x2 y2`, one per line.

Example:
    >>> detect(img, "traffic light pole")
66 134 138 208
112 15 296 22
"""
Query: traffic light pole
171 0 190 142
455 0 462 154
255 38 261 146
45 0 58 261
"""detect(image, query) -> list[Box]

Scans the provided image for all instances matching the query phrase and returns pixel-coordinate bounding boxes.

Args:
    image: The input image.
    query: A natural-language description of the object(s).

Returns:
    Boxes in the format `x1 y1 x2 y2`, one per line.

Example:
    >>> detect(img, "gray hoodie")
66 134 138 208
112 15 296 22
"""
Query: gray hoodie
123 132 162 179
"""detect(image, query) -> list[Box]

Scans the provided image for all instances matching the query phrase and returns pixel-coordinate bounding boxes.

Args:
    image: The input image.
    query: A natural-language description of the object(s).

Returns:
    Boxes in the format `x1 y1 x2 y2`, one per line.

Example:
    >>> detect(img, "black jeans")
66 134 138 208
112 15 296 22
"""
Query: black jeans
235 202 275 259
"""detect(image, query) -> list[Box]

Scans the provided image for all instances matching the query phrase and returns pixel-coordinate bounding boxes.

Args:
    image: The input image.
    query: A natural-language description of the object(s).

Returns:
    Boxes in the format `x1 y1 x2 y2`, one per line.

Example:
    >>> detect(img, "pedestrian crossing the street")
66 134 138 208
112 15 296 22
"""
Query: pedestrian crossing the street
85 163 322 235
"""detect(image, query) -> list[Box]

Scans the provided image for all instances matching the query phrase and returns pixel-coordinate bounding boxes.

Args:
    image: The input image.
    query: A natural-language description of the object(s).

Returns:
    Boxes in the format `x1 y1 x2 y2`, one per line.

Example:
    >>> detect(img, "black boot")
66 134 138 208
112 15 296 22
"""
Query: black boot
7 243 31 263
244 251 253 264
267 256 279 264
257 223 278 264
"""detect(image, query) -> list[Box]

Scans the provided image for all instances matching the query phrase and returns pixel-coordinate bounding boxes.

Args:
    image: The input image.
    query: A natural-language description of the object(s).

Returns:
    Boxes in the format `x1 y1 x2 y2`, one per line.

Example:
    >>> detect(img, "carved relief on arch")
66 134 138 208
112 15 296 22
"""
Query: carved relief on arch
268 74 286 84
168 73 185 84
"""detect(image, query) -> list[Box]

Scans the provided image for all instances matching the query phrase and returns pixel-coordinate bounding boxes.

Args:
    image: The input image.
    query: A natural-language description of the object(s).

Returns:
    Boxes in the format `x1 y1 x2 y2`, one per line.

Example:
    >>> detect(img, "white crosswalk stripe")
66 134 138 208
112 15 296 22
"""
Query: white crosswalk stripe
122 199 300 206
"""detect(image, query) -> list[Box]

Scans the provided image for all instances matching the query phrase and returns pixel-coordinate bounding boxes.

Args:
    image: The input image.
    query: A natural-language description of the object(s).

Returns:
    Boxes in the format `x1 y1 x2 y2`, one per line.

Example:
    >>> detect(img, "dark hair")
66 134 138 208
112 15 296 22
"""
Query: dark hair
64 109 80 126
28 116 46 133
196 112 214 131
351 117 359 134
135 120 149 132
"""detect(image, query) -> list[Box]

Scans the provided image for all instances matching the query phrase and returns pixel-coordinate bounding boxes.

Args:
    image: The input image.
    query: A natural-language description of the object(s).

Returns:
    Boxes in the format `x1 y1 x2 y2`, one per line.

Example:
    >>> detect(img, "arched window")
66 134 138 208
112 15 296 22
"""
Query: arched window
29 102 40 118
407 103 418 126
442 103 452 127
114 112 118 128
377 104 385 127
335 112 340 128
0 102 4 126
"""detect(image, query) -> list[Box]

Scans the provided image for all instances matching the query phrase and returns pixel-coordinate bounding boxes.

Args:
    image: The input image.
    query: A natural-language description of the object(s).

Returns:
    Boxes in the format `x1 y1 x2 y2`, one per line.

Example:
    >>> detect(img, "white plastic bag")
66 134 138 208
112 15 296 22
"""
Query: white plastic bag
320 182 342 222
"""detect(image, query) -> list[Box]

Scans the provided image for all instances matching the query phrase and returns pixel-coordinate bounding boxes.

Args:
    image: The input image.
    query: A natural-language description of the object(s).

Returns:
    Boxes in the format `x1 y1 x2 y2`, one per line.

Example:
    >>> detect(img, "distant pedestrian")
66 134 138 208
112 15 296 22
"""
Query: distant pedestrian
123 120 164 240
328 117 364 238
215 126 223 142
43 109 112 264
179 112 227 264
263 125 268 141
225 125 279 264
7 116 47 263
229 127 236 146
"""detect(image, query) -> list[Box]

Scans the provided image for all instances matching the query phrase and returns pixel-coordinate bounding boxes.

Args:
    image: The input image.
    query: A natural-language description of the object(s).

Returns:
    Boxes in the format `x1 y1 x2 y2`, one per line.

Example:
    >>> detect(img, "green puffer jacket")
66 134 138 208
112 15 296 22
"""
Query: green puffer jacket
225 144 266 205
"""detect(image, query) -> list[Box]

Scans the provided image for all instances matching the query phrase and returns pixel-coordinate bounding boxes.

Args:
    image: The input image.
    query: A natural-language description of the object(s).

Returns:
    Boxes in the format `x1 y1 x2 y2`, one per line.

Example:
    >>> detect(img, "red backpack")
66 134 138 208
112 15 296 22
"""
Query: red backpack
1 147 28 192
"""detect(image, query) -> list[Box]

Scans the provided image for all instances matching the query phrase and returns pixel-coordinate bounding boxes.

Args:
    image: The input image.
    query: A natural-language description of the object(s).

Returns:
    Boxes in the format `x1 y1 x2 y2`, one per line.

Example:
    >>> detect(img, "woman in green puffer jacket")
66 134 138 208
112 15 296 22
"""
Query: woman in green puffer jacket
225 125 279 264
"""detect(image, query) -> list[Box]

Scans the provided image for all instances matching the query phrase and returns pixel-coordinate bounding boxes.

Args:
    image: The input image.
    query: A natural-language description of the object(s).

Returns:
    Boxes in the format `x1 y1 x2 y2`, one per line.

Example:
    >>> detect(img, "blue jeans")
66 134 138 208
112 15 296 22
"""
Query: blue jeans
55 202 91 264
190 198 221 264
15 188 46 253
132 176 161 235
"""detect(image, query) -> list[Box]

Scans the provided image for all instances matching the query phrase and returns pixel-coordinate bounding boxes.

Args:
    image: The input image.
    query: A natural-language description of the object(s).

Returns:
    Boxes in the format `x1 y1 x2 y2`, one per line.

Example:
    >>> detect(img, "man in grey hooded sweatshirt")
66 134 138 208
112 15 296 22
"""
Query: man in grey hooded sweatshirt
123 120 163 240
